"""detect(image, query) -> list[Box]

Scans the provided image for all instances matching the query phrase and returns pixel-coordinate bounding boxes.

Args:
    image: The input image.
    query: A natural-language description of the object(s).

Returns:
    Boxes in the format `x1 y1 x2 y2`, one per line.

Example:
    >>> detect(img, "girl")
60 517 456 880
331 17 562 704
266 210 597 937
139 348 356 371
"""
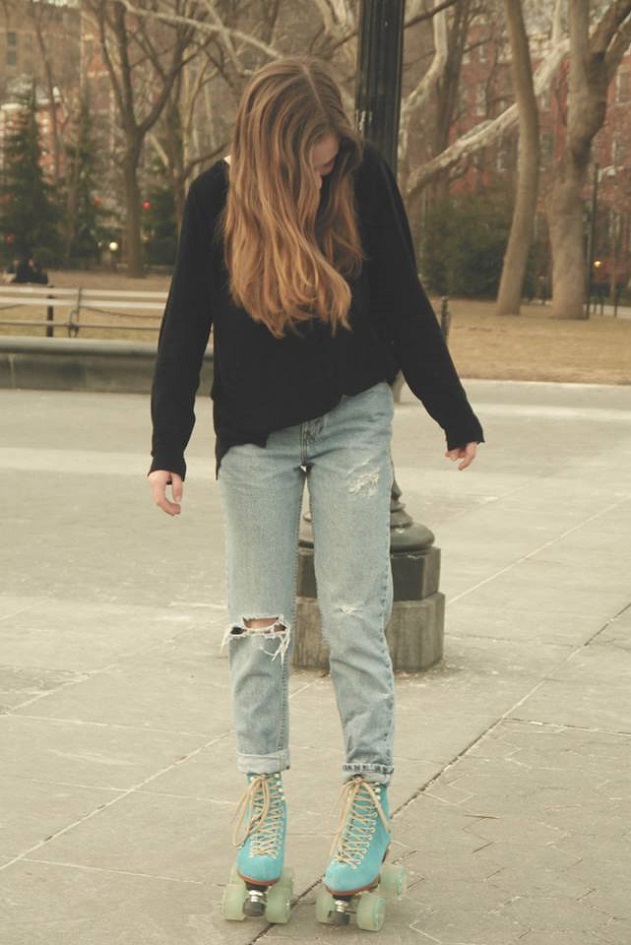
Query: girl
149 57 483 921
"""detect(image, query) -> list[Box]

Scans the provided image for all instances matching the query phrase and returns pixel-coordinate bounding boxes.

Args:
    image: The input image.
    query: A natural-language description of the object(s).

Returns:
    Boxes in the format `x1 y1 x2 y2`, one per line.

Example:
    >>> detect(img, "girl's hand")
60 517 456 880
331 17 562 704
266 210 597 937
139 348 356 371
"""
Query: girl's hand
445 442 478 470
149 469 183 516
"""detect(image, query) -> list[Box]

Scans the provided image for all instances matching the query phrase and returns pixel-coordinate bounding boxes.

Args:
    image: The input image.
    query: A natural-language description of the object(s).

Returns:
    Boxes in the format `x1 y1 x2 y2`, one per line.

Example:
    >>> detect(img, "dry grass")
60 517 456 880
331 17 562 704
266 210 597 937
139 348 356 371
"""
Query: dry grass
446 299 631 385
49 269 172 292
1 270 630 385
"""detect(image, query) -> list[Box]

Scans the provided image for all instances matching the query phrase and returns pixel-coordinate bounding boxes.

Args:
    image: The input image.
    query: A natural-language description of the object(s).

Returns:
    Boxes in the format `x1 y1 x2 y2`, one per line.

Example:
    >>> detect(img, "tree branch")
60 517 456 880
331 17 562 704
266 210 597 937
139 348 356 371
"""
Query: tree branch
405 0 460 29
407 36 570 195
590 0 631 56
605 11 631 78
117 0 284 67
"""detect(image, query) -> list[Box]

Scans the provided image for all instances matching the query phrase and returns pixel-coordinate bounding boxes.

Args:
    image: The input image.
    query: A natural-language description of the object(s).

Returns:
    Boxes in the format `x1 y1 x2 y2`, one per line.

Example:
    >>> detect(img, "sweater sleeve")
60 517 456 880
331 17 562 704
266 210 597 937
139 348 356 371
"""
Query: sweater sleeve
359 146 484 449
149 174 217 479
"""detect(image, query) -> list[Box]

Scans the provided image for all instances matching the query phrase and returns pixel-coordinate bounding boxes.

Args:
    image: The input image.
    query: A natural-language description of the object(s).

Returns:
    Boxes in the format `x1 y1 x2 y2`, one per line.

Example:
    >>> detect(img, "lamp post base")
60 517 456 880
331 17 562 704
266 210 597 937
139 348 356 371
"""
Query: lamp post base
294 540 445 673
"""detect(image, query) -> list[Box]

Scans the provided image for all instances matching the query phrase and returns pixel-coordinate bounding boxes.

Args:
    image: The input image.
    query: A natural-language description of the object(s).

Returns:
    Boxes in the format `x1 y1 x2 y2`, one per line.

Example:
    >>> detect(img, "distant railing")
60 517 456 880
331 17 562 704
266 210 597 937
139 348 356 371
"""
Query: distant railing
0 285 167 338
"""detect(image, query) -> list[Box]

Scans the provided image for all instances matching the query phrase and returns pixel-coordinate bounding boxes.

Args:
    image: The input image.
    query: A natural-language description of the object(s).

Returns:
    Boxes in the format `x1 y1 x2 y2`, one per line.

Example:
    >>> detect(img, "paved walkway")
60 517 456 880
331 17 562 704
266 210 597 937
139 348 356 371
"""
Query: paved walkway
1 380 630 945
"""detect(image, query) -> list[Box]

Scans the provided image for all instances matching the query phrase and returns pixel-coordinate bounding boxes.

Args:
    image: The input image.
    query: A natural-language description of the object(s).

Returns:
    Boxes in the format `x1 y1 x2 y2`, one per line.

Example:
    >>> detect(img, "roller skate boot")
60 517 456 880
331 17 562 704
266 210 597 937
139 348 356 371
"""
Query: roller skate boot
316 776 407 931
221 772 293 924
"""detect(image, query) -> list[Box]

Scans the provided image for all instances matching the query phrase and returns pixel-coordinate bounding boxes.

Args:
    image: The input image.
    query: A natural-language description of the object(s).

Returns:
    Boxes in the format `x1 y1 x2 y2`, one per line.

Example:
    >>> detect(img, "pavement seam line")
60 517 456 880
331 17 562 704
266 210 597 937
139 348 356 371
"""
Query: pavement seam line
6 711 225 739
0 732 232 875
581 599 631 647
447 493 631 606
0 600 43 622
19 858 209 885
390 605 621 821
506 717 631 738
2 617 226 714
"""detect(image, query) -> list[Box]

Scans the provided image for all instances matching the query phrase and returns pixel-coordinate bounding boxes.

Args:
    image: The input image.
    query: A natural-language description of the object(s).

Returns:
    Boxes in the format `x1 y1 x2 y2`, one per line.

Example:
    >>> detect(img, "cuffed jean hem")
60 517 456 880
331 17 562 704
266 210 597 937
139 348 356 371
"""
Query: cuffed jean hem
343 763 393 785
237 752 290 776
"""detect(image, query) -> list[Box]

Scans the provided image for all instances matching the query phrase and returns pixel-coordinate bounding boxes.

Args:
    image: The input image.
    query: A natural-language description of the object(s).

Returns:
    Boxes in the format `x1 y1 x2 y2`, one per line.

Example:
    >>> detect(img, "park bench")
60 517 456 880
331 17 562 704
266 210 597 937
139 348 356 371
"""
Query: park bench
0 284 167 337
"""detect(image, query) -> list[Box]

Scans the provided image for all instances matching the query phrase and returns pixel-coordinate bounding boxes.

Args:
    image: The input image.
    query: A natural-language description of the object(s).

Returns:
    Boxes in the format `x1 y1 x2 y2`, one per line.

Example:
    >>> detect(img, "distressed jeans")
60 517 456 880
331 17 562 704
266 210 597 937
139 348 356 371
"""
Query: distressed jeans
218 382 395 784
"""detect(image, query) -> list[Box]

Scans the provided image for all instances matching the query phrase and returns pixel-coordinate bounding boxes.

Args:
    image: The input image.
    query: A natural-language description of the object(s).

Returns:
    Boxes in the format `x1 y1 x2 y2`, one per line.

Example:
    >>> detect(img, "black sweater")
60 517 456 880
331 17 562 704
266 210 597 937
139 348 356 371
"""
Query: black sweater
150 144 483 478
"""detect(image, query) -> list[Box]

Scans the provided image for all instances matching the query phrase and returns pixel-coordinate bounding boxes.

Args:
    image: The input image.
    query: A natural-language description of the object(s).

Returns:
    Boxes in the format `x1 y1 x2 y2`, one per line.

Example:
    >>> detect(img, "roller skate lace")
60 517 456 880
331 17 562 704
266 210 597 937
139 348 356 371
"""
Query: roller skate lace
233 773 285 859
329 777 390 869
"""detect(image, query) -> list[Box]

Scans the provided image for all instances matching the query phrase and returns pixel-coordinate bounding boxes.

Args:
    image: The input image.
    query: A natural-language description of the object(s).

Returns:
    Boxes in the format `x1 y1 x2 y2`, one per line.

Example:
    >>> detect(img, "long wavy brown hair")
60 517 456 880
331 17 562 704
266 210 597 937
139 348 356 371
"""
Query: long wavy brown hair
223 58 363 337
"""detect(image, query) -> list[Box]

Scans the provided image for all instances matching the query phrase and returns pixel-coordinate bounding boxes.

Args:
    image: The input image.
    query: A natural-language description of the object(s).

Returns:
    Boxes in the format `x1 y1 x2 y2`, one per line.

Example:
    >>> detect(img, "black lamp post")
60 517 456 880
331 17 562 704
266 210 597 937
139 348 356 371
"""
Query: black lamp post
295 0 444 672
585 162 599 317
355 0 405 174
355 0 435 554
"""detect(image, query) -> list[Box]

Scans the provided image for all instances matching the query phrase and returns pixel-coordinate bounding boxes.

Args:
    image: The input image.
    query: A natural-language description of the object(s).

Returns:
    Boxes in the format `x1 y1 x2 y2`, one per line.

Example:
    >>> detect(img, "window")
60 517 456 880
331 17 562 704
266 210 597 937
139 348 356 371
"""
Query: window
616 71 629 104
613 138 626 167
476 83 486 117
455 88 468 120
541 132 554 164
496 141 517 173
6 30 17 67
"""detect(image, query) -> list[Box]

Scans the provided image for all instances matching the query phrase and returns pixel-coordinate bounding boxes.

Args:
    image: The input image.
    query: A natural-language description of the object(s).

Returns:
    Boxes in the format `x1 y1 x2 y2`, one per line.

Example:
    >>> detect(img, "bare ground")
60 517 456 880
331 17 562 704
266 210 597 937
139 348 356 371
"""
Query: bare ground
1 269 629 385
446 298 631 385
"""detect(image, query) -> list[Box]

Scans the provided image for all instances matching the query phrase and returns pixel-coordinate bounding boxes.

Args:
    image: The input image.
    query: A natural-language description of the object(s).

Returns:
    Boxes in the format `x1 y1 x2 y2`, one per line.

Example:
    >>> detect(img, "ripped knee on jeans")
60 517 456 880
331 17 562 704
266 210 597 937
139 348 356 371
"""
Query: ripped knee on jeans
222 615 291 662
240 616 286 633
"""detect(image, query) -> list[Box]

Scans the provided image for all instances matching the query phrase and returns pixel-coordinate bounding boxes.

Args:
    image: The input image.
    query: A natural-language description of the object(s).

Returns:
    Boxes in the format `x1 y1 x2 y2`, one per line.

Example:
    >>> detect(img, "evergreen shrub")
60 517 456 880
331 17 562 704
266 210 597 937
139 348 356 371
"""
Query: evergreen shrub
419 187 513 299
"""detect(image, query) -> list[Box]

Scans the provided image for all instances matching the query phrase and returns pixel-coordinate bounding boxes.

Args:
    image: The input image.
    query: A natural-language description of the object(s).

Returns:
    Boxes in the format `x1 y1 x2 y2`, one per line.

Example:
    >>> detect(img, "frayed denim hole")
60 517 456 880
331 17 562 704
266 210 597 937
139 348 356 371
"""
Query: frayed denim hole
348 468 380 497
221 618 291 664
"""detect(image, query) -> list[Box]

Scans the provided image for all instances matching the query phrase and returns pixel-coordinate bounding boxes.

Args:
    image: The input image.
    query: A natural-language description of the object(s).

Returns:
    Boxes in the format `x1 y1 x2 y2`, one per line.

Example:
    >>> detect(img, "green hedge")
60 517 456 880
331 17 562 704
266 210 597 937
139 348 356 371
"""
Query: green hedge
419 189 514 299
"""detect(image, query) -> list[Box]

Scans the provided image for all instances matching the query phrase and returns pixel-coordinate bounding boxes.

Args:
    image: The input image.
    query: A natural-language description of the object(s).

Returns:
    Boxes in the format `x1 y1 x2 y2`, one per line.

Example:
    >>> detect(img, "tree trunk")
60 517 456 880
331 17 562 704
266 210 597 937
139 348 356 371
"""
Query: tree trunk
548 0 629 319
123 147 143 277
430 0 471 203
63 160 79 263
496 0 540 316
164 90 187 234
29 0 62 185
549 152 588 319
85 0 196 277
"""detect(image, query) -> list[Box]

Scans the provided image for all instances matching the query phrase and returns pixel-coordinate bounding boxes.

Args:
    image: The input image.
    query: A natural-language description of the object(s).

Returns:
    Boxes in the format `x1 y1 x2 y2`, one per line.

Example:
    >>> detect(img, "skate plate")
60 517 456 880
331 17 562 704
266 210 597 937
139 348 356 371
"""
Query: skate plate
222 866 293 923
316 863 407 931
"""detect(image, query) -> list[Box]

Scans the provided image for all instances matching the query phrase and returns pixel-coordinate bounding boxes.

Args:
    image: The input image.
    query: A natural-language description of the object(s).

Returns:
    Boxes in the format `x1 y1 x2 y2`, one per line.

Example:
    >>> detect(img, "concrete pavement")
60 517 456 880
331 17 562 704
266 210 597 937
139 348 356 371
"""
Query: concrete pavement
1 379 630 944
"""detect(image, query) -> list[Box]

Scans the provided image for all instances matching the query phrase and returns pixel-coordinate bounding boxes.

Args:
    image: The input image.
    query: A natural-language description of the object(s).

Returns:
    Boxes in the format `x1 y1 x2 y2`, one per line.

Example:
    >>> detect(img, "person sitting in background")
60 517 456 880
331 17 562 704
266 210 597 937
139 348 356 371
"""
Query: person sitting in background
30 259 49 285
2 258 19 284
12 255 49 285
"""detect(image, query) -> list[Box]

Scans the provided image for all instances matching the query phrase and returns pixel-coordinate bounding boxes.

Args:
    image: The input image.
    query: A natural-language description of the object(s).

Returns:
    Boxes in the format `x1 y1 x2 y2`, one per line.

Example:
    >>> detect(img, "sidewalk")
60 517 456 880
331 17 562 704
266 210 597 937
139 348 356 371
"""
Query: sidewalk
1 380 630 945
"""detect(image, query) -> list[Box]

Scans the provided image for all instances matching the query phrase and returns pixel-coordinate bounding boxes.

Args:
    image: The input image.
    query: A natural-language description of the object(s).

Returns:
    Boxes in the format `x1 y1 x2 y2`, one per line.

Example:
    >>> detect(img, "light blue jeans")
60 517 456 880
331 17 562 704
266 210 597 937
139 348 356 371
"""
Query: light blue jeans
218 382 395 784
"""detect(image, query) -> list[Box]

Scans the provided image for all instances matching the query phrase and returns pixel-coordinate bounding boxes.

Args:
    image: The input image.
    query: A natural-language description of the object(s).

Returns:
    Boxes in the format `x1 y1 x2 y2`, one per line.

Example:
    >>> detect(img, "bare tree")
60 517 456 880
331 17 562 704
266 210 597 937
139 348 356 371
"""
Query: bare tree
6 0 83 188
117 0 307 234
148 61 228 232
26 0 63 184
85 0 198 276
406 31 569 195
140 0 348 232
496 0 540 315
549 0 631 319
114 0 469 207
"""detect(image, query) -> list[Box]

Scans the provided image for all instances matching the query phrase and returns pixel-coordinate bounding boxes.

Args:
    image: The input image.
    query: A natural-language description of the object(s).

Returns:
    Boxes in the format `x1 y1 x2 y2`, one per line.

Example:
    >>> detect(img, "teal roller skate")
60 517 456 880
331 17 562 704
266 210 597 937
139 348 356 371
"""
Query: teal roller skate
221 772 293 924
316 776 408 931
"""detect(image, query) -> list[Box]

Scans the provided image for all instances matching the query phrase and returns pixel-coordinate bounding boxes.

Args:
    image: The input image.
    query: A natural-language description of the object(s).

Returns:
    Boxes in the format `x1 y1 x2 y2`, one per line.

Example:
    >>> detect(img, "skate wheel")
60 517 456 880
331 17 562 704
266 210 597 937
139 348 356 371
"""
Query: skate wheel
265 881 292 924
276 867 294 889
221 881 247 921
315 887 337 925
379 863 408 900
356 891 386 931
